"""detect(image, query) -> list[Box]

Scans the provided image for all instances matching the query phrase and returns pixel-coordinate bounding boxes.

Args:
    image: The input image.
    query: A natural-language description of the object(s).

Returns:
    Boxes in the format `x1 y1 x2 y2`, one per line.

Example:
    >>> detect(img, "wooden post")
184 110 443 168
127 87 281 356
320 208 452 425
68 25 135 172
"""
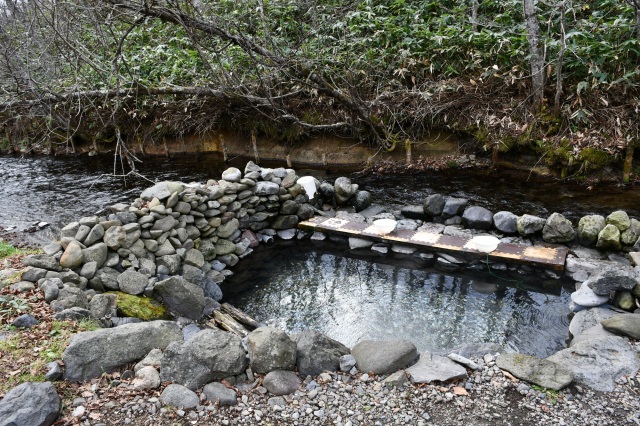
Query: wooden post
163 137 169 157
286 154 292 168
624 142 634 184
220 134 228 163
367 156 373 167
405 138 412 164
251 129 259 164
492 142 499 165
322 152 328 172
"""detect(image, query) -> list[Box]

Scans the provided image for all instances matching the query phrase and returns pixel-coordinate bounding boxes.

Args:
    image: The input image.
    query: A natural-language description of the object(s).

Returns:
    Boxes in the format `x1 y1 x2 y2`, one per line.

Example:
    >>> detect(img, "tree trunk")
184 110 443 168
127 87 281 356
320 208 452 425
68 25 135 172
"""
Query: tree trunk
553 1 566 117
471 0 479 32
523 0 545 109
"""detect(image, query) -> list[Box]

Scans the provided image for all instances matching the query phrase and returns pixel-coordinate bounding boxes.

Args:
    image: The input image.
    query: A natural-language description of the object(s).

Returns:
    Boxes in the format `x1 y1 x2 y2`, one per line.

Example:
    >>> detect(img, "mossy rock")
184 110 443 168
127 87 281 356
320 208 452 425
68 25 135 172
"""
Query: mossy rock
107 291 170 321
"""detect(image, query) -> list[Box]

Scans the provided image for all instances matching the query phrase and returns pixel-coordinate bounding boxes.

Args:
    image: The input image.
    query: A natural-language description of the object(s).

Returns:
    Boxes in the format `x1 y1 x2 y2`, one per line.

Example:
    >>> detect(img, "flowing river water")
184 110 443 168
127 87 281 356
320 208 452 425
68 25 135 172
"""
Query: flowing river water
2 153 639 357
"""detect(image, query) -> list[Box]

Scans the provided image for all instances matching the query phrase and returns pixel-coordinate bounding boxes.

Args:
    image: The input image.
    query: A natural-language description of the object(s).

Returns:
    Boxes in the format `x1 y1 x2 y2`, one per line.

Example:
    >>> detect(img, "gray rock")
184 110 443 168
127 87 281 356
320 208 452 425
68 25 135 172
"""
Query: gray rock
424 194 445 217
400 205 426 220
157 254 182 275
104 226 127 250
442 197 468 219
22 254 61 271
569 306 619 343
353 191 372 213
92 267 120 291
217 218 239 238
45 361 63 381
203 382 237 406
75 225 90 242
152 215 178 232
262 370 301 396
221 167 242 182
295 330 350 376
84 224 105 246
578 215 606 246
53 307 92 321
79 262 97 280
81 243 108 269
0 382 60 426
349 237 374 250
280 200 299 215
585 267 638 296
89 293 116 320
63 320 182 381
52 285 88 311
434 343 503 359
21 267 47 283
215 239 236 256
596 224 621 251
607 210 631 231
384 370 407 388
601 314 640 339
247 327 297 374
134 348 163 373
12 313 39 328
615 291 636 311
547 336 640 392
131 365 161 390
542 213 576 243
140 182 184 201
154 276 205 320
255 181 280 195
621 219 640 246
406 352 467 384
39 279 60 302
496 353 572 390
160 384 199 409
334 177 357 199
61 222 80 238
352 340 418 375
493 211 518 234
183 249 205 268
570 284 609 308
117 269 148 295
462 206 493 230
340 354 357 372
517 214 546 236
271 215 299 230
160 329 246 390
9 281 34 292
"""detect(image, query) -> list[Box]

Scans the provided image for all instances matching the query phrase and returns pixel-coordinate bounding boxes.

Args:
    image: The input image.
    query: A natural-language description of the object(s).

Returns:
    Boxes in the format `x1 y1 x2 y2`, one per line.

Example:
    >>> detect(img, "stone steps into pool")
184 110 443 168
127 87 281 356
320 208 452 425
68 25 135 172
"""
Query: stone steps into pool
299 217 568 271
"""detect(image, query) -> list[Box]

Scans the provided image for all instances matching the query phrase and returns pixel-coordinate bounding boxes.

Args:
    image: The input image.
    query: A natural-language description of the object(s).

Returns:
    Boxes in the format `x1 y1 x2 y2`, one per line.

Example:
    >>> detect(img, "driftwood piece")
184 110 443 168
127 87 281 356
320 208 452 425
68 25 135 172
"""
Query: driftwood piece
221 303 261 330
208 310 249 337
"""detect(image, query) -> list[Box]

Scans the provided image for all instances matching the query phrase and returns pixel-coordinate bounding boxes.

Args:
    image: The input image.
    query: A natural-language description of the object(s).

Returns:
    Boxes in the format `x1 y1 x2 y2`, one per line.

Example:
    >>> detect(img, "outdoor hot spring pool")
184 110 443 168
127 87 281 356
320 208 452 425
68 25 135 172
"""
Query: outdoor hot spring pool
222 242 572 358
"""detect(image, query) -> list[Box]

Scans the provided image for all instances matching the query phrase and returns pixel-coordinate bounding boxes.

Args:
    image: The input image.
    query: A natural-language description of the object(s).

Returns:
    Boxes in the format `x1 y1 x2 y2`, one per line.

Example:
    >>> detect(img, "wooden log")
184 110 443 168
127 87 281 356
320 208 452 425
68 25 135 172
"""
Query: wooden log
208 310 249 337
221 303 261 330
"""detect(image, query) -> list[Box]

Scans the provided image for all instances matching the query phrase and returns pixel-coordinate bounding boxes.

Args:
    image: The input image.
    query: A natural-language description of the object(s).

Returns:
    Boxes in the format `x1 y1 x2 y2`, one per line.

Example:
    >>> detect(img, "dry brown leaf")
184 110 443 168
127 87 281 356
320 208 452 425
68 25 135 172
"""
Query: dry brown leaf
453 386 468 396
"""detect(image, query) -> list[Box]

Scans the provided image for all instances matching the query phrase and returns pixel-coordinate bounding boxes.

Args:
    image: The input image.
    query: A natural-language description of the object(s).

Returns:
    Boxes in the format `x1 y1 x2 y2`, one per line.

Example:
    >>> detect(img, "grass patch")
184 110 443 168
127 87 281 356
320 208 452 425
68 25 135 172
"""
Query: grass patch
531 384 560 403
107 291 169 321
0 240 40 260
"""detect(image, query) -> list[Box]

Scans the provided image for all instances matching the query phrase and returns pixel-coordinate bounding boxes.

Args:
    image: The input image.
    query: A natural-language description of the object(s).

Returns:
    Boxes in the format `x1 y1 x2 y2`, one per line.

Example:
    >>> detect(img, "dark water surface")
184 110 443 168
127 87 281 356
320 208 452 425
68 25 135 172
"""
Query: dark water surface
223 242 572 358
1 153 633 356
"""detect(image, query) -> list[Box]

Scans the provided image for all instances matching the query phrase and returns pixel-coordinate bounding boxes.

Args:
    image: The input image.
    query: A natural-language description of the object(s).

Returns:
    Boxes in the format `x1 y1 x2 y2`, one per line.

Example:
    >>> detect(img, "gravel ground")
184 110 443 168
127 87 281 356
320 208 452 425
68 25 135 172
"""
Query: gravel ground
61 346 640 426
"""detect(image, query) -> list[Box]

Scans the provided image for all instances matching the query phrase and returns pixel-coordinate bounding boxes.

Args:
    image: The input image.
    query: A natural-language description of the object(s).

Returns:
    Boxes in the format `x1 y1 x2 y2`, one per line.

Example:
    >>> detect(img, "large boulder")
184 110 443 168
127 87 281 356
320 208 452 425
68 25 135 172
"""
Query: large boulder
569 306 619 345
570 284 609 308
547 336 640 392
493 211 518 234
405 352 467 384
295 330 350 376
461 206 493 230
585 268 638 296
596 224 621 251
247 327 297 374
117 269 148 295
423 194 445 217
63 321 182 381
577 215 606 246
353 191 372 213
496 353 572 390
352 339 418 375
221 167 242 182
140 181 184 201
517 214 546 236
160 329 246 390
0 382 60 426
542 213 576 243
154 276 205 320
81 243 108 269
601 314 640 339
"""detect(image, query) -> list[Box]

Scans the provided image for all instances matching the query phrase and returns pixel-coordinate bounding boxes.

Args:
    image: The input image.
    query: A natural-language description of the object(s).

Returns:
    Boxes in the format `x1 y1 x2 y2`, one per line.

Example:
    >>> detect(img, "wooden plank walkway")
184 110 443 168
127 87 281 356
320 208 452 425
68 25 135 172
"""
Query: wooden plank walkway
299 217 568 271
